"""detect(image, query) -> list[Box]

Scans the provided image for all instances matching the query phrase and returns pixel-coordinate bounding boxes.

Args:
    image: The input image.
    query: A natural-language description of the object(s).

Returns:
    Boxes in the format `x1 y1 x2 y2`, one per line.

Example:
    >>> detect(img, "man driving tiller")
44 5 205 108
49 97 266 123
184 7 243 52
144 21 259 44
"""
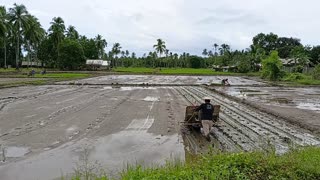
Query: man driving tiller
194 97 214 141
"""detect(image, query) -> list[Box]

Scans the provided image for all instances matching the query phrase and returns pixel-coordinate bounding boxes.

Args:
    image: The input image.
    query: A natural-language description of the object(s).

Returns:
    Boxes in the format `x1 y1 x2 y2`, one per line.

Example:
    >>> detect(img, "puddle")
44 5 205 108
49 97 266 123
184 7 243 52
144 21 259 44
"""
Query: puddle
120 87 157 91
103 86 113 90
0 120 184 180
5 146 30 158
297 102 320 112
143 96 160 102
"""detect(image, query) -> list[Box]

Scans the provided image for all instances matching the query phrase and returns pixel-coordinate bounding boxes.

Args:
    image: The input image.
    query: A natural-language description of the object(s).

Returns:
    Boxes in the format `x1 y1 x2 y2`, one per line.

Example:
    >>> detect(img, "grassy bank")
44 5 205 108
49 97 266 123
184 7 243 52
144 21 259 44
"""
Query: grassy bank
113 67 258 76
281 73 320 86
70 147 320 180
0 72 91 88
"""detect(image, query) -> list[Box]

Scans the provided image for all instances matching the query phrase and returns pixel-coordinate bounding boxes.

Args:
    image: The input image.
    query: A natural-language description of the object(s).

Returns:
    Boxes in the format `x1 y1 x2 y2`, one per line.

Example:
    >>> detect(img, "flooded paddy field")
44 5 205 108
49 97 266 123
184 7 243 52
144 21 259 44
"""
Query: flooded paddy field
58 75 264 86
0 75 319 180
215 86 320 134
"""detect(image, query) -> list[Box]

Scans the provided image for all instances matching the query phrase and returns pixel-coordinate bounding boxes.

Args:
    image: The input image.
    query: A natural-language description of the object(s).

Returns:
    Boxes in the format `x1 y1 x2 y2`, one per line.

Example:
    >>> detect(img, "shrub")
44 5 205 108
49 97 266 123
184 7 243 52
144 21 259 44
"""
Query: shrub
261 51 284 81
292 65 304 73
312 64 320 80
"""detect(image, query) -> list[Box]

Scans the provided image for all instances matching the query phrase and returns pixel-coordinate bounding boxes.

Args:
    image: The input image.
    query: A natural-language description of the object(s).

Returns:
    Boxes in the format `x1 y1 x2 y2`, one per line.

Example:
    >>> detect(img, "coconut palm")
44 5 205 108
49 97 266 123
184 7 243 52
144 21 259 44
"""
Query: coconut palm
95 34 107 59
66 25 79 40
0 6 9 68
48 17 65 60
213 43 219 56
8 3 30 68
111 43 121 67
202 49 208 57
24 15 45 66
219 44 230 55
153 39 166 68
125 50 130 57
0 6 6 38
153 39 166 58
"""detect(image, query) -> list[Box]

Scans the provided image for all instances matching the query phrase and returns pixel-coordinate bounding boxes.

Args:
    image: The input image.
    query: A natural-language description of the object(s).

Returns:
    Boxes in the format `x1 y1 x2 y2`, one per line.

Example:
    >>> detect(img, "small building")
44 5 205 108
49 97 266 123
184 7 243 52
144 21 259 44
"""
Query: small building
212 65 238 72
21 61 43 67
86 59 111 70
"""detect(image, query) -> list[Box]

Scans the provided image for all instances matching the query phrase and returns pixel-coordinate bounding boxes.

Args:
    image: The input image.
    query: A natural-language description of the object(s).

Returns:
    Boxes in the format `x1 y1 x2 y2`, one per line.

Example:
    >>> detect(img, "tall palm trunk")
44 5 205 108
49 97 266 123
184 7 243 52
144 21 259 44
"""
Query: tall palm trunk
15 23 20 69
3 39 6 68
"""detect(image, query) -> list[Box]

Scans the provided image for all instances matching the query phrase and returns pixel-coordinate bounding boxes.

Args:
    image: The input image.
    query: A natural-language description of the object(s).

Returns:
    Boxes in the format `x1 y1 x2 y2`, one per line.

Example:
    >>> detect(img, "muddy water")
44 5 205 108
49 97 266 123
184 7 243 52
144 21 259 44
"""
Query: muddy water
59 75 264 86
0 86 186 180
217 86 320 113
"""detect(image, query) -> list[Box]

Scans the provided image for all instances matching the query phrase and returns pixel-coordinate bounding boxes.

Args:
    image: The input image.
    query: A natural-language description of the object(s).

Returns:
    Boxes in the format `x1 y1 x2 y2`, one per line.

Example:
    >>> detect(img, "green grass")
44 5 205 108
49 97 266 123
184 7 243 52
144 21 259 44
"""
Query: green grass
0 72 91 88
281 73 320 86
33 73 90 79
114 67 248 76
69 147 320 180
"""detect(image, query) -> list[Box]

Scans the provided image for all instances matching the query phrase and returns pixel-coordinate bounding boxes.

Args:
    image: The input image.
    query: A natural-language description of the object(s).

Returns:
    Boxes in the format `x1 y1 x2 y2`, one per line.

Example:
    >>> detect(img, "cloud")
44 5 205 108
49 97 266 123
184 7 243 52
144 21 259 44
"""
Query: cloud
3 0 320 56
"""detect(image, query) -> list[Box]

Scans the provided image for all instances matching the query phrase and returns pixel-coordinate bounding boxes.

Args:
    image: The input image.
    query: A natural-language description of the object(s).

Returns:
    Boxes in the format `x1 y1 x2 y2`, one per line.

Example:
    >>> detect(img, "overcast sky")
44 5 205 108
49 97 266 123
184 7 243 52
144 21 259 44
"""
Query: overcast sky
3 0 320 55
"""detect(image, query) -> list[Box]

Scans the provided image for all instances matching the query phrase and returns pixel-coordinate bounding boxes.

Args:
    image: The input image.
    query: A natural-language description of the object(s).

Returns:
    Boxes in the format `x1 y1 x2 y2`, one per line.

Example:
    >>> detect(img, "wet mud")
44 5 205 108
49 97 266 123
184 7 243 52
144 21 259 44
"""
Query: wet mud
0 75 319 179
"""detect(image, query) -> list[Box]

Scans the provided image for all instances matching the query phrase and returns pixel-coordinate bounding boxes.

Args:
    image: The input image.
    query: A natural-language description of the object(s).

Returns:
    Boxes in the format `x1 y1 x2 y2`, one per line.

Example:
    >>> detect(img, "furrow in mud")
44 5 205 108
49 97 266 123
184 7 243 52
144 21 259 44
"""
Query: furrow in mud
189 86 320 145
174 87 243 152
175 86 320 153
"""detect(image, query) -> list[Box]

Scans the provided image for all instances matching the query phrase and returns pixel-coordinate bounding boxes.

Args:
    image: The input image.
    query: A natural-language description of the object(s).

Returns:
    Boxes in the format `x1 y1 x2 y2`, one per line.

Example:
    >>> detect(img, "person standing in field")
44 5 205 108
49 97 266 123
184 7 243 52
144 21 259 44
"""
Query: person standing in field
194 97 214 141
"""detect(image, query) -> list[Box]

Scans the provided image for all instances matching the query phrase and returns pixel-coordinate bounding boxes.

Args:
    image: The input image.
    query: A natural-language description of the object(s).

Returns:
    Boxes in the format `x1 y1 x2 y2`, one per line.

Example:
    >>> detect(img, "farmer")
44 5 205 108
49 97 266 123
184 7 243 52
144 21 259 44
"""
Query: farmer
194 97 214 141
221 78 230 86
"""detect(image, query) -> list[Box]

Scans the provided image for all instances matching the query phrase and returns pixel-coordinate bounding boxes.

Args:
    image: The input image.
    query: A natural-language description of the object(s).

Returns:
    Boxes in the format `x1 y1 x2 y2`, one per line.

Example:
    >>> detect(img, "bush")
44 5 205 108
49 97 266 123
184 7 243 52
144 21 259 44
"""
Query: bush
312 64 320 80
292 65 304 73
261 51 284 81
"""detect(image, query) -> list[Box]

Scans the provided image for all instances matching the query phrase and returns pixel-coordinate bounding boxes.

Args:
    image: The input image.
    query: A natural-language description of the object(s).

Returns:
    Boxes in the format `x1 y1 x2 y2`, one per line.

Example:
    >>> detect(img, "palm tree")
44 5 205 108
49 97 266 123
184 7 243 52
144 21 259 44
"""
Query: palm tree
111 43 121 67
153 39 166 58
125 50 130 57
153 39 166 68
219 44 230 55
0 6 8 68
48 17 65 62
213 43 219 56
0 6 6 38
24 15 45 67
202 49 208 57
8 3 30 69
66 25 79 40
95 34 107 59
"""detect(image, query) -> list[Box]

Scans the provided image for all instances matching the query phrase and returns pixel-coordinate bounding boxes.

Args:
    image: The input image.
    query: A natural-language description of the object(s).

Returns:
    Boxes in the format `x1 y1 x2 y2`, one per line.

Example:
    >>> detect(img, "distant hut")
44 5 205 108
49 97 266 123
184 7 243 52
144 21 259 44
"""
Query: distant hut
86 59 111 70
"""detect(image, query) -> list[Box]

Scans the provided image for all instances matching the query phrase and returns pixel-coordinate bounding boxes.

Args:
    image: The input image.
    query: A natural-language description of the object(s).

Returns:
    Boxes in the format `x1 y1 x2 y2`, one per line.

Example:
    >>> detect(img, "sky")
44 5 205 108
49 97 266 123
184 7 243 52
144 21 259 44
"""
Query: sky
3 0 320 56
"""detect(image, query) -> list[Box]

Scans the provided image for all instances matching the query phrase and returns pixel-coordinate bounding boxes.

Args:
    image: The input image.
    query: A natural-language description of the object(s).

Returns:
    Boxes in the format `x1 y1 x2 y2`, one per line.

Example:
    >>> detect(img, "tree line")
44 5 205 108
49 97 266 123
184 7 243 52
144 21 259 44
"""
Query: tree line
1 4 320 70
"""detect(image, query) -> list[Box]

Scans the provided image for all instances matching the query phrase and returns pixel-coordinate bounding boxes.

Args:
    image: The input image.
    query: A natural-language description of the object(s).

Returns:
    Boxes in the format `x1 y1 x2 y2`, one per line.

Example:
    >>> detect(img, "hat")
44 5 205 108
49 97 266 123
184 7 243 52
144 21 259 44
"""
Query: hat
203 96 212 100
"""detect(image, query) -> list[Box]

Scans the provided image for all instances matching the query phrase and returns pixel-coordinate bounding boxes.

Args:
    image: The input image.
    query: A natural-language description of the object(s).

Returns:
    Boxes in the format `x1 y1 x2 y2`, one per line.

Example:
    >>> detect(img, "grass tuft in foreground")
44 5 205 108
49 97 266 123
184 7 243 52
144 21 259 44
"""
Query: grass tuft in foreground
70 147 320 180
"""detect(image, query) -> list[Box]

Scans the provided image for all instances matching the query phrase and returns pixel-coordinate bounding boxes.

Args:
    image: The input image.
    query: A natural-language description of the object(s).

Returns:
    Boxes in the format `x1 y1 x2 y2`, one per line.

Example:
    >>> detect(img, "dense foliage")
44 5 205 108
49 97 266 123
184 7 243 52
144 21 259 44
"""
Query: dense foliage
1 4 320 72
261 51 284 80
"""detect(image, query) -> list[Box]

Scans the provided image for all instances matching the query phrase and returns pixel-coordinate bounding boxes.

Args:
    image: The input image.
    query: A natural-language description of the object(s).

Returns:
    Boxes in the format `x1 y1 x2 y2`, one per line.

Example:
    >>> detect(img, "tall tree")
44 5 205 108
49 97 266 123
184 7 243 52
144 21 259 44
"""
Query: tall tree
153 38 166 68
219 44 230 55
24 15 45 66
153 38 166 58
95 34 107 59
0 6 9 68
111 43 121 67
66 25 79 40
48 17 65 63
8 3 30 68
213 43 219 56
0 6 6 38
202 49 208 57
